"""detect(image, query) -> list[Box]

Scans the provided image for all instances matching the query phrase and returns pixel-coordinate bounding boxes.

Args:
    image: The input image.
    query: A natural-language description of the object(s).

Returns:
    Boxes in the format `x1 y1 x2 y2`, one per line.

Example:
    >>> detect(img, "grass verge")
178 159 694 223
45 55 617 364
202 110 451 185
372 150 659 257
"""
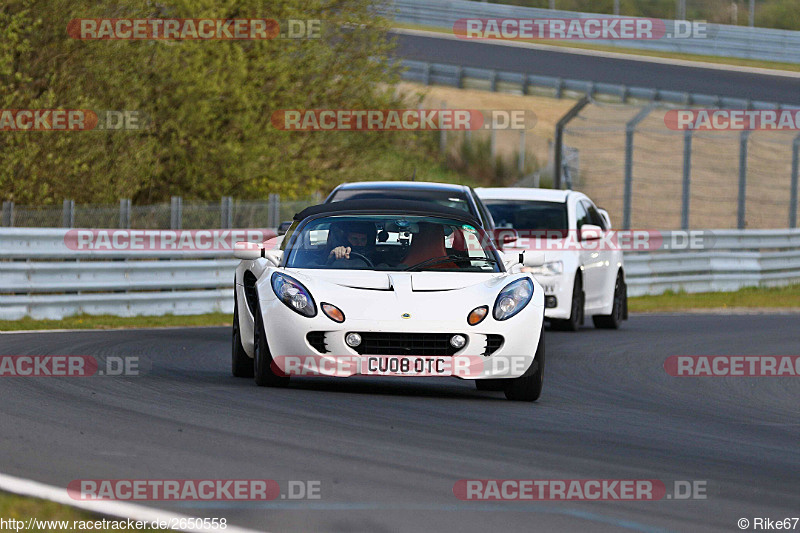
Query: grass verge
0 313 231 332
628 284 800 312
0 491 160 532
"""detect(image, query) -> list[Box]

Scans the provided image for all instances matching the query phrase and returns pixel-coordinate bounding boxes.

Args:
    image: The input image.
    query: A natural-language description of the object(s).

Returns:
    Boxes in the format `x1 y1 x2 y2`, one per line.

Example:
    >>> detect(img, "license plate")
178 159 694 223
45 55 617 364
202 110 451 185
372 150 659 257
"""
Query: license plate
361 356 451 376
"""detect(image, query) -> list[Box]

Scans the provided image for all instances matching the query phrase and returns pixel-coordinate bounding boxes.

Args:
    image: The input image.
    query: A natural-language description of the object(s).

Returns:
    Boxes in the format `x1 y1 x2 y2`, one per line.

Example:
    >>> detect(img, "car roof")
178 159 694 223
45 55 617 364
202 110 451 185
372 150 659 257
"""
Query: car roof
331 181 469 194
475 187 573 203
293 199 482 226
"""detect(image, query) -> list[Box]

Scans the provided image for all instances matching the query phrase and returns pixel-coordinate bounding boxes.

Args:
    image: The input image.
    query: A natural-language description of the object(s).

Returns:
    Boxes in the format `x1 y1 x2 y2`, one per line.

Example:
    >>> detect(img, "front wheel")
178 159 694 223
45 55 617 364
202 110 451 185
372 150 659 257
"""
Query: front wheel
253 301 290 388
504 327 545 402
592 271 626 329
550 274 583 332
232 291 254 378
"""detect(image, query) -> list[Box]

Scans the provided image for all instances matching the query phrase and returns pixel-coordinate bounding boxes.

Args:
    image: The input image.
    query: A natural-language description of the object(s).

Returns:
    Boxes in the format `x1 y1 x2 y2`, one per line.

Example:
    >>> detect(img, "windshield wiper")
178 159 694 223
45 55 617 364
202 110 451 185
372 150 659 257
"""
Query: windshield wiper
404 254 498 272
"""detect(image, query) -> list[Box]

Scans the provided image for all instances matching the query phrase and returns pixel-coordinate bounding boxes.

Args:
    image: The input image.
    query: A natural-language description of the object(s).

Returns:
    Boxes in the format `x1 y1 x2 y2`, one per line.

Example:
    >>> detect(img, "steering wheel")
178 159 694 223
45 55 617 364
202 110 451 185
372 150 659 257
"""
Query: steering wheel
326 251 374 268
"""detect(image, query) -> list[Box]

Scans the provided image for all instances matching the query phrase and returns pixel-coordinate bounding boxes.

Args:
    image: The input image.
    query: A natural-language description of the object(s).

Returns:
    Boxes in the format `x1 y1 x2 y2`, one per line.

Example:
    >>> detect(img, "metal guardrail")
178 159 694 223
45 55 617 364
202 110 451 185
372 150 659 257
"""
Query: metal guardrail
2 228 800 320
385 0 800 64
398 58 794 110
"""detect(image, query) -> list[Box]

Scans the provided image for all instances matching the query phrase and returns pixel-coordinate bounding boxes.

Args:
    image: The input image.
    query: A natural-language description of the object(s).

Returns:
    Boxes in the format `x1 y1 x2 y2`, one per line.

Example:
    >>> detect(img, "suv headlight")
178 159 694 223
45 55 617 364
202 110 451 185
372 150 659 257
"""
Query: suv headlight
271 273 317 317
493 278 534 321
522 260 563 276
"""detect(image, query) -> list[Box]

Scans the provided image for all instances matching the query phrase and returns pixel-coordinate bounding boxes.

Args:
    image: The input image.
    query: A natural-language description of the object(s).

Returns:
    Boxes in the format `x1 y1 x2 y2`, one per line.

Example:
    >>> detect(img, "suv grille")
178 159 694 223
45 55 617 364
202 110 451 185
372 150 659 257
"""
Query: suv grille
351 333 459 356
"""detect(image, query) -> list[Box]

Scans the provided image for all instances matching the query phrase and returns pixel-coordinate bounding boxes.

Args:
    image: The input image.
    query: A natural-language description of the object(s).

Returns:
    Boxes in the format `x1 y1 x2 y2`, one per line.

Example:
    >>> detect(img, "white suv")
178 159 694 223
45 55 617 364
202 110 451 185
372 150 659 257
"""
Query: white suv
477 188 627 331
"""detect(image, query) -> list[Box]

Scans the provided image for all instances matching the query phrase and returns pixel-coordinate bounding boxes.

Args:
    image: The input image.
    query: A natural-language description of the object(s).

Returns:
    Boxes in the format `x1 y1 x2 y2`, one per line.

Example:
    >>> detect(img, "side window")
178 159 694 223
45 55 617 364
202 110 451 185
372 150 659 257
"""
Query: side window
470 190 495 230
584 201 607 230
574 201 589 230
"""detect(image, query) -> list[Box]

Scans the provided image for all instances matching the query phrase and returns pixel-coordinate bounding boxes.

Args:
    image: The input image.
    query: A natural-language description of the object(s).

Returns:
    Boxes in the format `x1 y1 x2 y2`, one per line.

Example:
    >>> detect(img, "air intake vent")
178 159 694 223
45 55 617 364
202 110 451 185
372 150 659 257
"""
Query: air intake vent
306 332 329 353
483 335 504 356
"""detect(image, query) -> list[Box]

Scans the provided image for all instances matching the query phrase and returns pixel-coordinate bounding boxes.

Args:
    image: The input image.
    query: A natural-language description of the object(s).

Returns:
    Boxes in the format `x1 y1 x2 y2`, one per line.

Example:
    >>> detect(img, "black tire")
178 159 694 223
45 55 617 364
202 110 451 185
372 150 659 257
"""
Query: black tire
253 301 290 388
232 293 254 378
592 271 626 329
550 274 583 332
475 379 505 391
504 327 545 402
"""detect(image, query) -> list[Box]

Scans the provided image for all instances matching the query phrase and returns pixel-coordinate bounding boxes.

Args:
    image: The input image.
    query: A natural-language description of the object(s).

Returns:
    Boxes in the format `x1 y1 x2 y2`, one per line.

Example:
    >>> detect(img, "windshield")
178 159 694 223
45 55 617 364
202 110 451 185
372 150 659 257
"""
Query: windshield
285 215 501 272
483 200 568 233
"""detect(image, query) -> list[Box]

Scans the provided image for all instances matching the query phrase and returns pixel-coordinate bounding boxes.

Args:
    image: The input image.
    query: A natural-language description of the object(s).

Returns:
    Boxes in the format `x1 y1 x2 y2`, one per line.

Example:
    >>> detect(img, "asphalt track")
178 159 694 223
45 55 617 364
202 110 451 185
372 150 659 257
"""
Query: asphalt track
1 314 798 532
392 32 800 106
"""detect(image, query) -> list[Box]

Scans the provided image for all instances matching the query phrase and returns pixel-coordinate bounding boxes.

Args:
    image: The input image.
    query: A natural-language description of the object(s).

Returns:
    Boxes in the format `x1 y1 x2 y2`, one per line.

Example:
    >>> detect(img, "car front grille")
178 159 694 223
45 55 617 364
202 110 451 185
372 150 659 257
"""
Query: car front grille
351 332 459 356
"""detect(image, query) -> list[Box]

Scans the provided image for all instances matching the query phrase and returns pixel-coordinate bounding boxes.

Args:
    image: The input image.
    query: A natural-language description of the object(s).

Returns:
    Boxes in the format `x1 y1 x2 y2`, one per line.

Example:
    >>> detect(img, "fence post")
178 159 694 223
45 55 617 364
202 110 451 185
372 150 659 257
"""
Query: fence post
170 196 182 230
554 96 590 190
62 199 75 228
518 129 526 176
220 196 233 229
681 130 693 230
1 201 13 227
268 193 280 228
623 105 655 230
738 131 749 229
791 134 800 229
119 198 131 229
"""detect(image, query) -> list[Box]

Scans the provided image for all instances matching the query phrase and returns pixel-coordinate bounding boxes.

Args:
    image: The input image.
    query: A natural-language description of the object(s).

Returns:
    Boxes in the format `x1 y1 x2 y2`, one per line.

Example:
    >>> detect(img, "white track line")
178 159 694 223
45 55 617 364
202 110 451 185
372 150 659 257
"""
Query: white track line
392 27 800 79
0 472 265 533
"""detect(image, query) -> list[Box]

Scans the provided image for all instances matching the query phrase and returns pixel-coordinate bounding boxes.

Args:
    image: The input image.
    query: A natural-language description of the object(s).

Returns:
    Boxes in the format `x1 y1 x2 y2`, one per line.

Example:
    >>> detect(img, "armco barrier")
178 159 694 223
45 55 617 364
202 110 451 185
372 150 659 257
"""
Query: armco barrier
384 0 800 64
1 228 800 320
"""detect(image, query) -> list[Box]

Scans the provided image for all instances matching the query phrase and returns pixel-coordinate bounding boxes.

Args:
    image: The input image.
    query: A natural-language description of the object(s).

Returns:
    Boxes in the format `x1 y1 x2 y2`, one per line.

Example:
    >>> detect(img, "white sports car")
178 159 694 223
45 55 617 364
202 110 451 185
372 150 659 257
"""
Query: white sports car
231 199 547 401
477 188 628 331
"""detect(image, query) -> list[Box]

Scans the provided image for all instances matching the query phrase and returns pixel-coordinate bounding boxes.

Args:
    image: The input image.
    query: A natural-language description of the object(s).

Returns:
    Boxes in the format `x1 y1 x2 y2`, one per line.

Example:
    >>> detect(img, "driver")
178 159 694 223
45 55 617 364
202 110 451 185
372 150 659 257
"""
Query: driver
328 221 375 261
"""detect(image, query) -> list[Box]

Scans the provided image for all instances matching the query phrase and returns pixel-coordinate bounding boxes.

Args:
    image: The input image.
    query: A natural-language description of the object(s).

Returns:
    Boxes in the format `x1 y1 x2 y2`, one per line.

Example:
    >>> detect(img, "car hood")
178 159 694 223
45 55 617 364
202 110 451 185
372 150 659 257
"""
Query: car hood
276 268 532 323
300 269 502 292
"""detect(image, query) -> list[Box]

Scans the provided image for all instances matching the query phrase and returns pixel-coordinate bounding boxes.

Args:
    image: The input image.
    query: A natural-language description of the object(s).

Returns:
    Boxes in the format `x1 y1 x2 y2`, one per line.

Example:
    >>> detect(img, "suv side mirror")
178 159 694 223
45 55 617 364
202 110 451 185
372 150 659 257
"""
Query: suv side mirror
580 224 602 241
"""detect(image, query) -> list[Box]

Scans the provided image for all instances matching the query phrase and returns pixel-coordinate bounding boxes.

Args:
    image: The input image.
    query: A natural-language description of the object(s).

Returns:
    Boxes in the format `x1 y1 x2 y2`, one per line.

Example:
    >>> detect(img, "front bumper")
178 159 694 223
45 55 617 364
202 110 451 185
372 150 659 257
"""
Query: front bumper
259 295 543 380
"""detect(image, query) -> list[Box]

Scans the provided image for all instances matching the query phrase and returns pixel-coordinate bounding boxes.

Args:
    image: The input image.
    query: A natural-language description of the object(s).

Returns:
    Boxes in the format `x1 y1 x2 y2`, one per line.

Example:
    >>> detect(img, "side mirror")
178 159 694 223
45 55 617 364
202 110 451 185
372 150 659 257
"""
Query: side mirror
521 250 545 267
493 228 519 248
580 224 602 241
234 241 262 260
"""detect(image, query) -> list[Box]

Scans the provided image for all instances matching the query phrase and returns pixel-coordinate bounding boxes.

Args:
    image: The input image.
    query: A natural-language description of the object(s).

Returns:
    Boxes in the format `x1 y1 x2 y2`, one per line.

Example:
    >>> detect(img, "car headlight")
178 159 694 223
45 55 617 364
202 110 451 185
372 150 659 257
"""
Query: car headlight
522 260 563 276
493 278 534 321
271 273 317 317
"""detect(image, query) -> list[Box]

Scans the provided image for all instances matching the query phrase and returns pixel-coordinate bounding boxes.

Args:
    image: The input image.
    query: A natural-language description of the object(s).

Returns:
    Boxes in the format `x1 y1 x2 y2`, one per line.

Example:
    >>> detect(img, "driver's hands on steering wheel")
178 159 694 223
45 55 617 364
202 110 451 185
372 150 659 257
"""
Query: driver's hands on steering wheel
329 246 351 260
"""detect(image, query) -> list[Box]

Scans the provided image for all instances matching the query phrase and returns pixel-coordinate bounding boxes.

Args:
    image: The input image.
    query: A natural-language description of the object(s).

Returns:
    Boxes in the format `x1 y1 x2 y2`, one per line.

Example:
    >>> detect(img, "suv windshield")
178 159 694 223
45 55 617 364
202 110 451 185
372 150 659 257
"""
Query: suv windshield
483 200 568 233
285 215 501 272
